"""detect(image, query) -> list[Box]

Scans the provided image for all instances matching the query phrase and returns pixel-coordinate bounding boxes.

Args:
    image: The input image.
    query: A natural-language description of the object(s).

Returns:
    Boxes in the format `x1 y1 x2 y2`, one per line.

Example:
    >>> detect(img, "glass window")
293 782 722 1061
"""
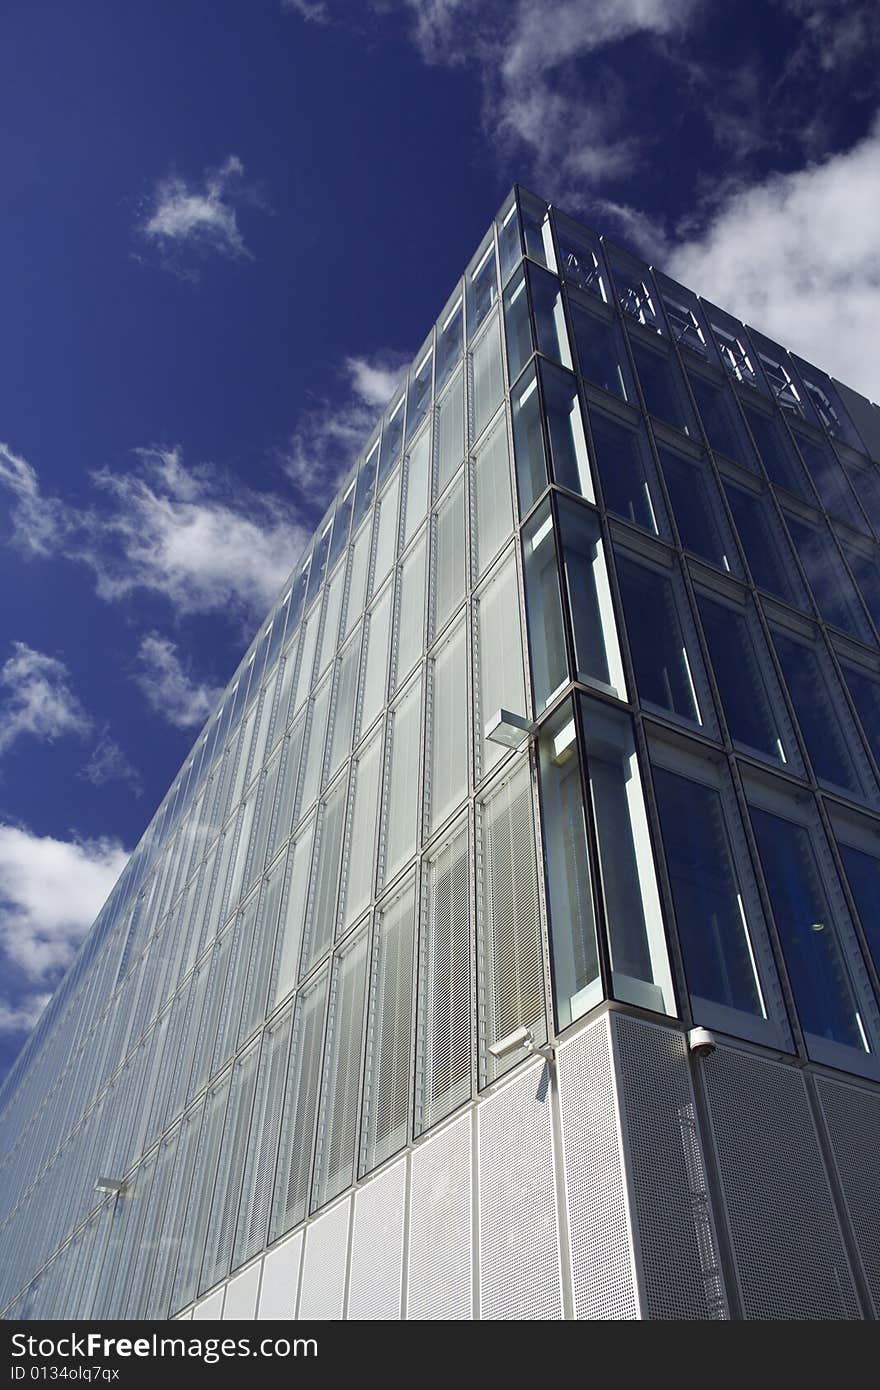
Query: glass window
511 364 547 515
558 498 625 696
723 481 805 606
477 757 546 1085
537 700 600 1028
793 429 865 530
341 727 382 927
269 967 327 1240
609 257 662 334
843 459 880 533
343 517 372 639
471 313 505 440
659 448 738 572
652 759 788 1045
436 370 465 495
436 293 463 393
588 409 661 533
315 561 345 677
541 360 591 499
772 630 873 798
372 472 401 593
688 372 756 468
327 483 353 574
382 672 422 884
698 594 790 763
529 262 572 368
429 616 468 833
580 698 673 1014
841 663 880 768
475 549 527 777
615 550 705 725
415 819 471 1135
570 300 631 399
496 193 522 283
311 926 368 1211
742 404 812 499
466 238 498 339
837 839 880 978
750 804 874 1061
554 213 606 301
298 675 331 813
360 877 416 1175
351 444 378 535
270 816 314 1007
232 1002 292 1271
522 502 567 713
394 531 427 689
403 428 432 545
472 412 513 576
842 543 880 634
327 630 360 777
360 584 392 734
301 774 347 974
519 188 556 271
503 265 532 384
379 397 405 483
786 513 871 640
291 607 319 717
433 471 466 635
629 336 694 434
406 347 433 445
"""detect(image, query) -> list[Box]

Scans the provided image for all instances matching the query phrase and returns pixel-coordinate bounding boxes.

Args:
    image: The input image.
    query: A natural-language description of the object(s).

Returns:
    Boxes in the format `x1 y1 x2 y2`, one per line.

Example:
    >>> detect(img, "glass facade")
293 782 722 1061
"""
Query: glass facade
2 186 880 1321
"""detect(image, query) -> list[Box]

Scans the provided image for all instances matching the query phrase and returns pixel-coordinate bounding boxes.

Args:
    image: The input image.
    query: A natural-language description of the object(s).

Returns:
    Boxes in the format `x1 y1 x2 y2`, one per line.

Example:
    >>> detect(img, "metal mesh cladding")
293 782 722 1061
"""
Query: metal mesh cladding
407 1113 472 1319
347 1159 406 1319
297 1198 350 1320
702 1045 861 1319
557 1016 639 1319
478 1062 563 1319
815 1075 880 1318
612 1013 728 1319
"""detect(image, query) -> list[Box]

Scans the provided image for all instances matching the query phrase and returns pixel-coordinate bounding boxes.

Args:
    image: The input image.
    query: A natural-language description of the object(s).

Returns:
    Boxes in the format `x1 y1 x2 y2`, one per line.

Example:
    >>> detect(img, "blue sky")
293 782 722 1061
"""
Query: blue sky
0 0 878 1081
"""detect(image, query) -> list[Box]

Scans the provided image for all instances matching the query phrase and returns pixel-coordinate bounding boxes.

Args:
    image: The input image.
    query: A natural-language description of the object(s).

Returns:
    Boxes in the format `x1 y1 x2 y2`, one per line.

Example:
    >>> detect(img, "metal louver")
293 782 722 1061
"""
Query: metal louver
416 821 471 1134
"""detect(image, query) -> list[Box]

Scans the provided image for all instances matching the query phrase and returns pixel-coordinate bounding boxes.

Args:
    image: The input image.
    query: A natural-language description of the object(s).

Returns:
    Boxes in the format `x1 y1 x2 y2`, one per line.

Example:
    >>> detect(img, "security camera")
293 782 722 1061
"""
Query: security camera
687 1026 717 1059
489 1026 556 1064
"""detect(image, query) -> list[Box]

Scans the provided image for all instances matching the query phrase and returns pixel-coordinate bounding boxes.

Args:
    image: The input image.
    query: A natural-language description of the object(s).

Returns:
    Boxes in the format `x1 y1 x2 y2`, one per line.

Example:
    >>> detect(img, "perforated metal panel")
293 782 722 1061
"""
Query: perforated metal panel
558 1016 639 1319
815 1074 880 1317
269 969 327 1241
347 1159 406 1319
612 1014 728 1319
298 1199 350 1320
478 1062 562 1319
703 1046 860 1319
476 759 546 1086
407 1113 472 1319
200 1042 259 1295
361 880 416 1176
222 1263 261 1320
258 1231 303 1320
312 928 369 1210
232 1004 293 1272
416 822 472 1135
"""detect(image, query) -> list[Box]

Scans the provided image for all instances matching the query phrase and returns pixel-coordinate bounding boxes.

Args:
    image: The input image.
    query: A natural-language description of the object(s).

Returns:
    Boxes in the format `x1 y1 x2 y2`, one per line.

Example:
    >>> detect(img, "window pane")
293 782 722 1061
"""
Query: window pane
372 472 401 593
794 430 864 529
404 429 432 545
838 842 880 976
301 775 346 974
269 968 327 1240
328 632 360 778
529 262 572 368
476 550 527 776
698 595 787 761
511 366 547 519
615 552 703 724
433 472 466 634
315 562 345 678
654 768 770 1021
742 404 811 498
467 239 498 338
750 808 867 1053
360 878 416 1174
473 413 513 576
659 449 737 572
723 482 804 605
344 519 372 639
773 632 868 796
342 728 382 926
688 372 756 469
786 514 871 639
503 265 532 383
842 544 880 633
630 337 693 433
382 673 422 883
522 502 567 713
415 820 471 1134
360 585 392 734
537 701 600 1029
436 370 465 494
842 664 880 767
312 927 368 1210
436 294 462 393
570 301 630 399
558 498 624 695
270 817 314 1007
429 617 468 832
379 399 405 484
471 314 504 439
406 347 433 445
541 360 591 499
589 409 661 533
394 532 427 689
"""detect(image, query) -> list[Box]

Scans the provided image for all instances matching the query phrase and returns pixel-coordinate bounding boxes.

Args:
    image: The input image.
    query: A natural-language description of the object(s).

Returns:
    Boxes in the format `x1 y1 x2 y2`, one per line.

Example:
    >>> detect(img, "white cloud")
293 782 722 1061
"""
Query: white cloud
0 442 59 555
0 444 309 623
132 633 222 729
0 992 50 1038
0 643 92 757
80 731 143 798
282 0 330 19
138 155 255 274
283 349 407 507
0 824 128 982
669 121 880 401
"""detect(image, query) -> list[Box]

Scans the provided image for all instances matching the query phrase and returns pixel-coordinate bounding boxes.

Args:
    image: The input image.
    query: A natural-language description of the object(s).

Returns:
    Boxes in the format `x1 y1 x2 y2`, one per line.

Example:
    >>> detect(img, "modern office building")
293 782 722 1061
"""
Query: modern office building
2 187 880 1322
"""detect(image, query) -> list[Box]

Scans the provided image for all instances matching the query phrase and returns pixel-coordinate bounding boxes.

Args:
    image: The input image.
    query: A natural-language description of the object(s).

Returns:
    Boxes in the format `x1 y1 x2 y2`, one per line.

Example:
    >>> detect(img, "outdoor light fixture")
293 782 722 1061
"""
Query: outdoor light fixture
94 1177 126 1196
484 709 535 750
687 1027 717 1060
489 1025 556 1065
